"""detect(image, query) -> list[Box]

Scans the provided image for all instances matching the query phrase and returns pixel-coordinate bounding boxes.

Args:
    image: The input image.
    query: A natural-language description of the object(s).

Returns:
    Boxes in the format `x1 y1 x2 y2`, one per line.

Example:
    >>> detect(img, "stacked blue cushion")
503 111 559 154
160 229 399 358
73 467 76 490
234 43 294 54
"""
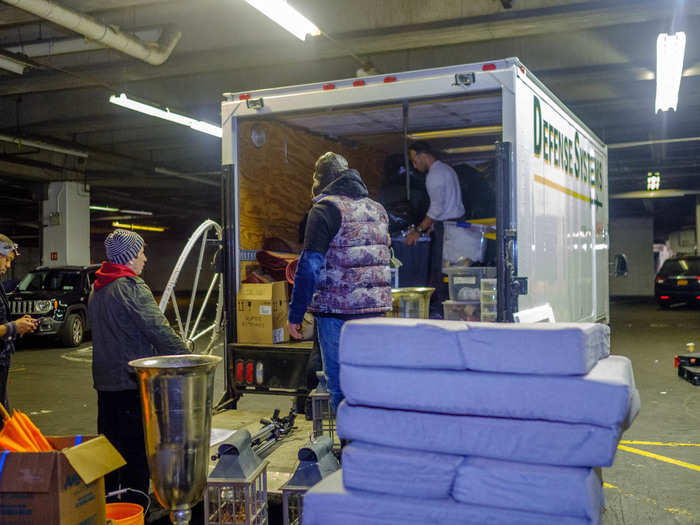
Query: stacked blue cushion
302 319 638 525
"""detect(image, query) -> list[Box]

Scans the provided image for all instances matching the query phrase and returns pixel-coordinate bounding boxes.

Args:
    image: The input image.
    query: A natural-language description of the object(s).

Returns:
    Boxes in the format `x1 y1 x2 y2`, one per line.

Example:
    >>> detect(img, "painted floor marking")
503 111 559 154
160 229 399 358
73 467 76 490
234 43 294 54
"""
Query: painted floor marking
618 444 700 472
621 440 700 447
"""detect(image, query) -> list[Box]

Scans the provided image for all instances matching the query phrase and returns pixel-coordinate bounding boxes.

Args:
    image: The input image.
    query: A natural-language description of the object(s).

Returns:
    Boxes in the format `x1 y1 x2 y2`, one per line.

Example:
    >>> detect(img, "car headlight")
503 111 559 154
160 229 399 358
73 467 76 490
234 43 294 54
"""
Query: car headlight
34 300 53 314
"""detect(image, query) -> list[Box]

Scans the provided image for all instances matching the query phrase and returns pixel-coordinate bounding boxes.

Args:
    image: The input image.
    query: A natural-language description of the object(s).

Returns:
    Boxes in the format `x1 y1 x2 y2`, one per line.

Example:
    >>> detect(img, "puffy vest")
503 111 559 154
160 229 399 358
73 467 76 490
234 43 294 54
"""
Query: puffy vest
309 195 392 315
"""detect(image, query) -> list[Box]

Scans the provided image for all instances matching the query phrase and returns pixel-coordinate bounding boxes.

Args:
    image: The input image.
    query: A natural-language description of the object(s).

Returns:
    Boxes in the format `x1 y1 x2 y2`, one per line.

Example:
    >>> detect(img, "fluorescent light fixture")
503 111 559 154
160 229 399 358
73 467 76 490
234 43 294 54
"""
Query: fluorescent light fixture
656 32 686 113
0 55 26 75
112 221 166 232
407 125 502 140
646 171 661 191
109 93 222 138
120 209 153 216
443 145 497 154
90 205 119 212
245 0 320 41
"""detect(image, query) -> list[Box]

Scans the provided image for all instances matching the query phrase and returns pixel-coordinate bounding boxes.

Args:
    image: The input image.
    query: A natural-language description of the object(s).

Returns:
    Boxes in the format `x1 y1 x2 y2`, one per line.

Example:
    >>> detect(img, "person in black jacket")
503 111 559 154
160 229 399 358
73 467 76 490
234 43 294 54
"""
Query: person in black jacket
89 229 188 501
0 235 37 417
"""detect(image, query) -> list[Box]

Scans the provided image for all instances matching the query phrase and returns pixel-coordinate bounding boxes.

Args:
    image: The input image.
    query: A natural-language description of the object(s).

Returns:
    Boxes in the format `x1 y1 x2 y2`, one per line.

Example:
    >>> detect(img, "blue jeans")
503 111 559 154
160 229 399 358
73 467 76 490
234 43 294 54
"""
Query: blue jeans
315 316 346 411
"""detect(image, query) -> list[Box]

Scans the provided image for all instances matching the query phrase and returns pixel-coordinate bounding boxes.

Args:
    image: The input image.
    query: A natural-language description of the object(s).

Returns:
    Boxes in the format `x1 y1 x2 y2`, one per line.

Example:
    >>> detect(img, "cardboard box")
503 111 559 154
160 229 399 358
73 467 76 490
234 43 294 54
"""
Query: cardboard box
0 435 126 525
237 281 289 344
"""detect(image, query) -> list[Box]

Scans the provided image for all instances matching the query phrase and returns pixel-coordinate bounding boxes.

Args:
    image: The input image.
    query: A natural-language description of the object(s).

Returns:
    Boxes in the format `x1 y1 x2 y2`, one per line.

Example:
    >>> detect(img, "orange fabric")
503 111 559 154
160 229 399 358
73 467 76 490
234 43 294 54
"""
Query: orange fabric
14 411 53 451
0 405 54 452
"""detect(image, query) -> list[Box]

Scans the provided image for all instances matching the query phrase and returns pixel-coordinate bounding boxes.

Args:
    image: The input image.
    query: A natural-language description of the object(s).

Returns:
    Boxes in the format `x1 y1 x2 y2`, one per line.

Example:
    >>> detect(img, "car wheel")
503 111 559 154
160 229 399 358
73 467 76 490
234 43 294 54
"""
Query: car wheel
60 314 84 347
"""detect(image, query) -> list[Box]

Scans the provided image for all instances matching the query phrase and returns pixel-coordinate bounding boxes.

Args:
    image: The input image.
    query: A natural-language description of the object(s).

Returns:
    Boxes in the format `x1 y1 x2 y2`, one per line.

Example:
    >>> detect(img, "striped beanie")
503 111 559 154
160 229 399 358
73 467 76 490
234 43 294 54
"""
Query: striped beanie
105 229 144 265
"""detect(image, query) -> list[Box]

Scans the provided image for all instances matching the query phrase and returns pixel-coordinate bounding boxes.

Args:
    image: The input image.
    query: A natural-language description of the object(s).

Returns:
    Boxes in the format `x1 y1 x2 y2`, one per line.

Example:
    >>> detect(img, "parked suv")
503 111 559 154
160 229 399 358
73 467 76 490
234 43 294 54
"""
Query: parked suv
655 255 700 308
7 264 100 347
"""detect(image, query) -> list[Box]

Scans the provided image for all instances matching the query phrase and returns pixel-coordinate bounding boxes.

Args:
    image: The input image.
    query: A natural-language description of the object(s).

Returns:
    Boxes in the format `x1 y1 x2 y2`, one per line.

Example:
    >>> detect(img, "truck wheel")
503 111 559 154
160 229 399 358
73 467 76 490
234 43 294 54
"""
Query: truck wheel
60 314 84 347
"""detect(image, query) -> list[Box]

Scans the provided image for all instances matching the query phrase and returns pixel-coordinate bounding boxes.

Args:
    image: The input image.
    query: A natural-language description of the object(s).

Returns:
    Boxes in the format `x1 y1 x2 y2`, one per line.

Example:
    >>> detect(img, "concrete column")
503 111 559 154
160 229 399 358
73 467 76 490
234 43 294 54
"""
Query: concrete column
42 181 90 266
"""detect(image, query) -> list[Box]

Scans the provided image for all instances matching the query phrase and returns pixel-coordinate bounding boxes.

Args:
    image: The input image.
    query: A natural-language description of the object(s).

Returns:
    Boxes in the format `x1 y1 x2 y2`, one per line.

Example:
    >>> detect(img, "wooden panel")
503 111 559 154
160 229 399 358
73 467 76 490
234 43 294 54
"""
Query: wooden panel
238 120 386 251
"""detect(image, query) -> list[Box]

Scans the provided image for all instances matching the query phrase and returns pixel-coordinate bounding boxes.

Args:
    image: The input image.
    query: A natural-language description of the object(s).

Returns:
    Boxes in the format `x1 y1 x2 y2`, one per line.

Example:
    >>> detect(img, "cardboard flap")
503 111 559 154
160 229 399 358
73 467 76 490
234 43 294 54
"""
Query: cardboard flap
62 435 125 485
0 452 55 493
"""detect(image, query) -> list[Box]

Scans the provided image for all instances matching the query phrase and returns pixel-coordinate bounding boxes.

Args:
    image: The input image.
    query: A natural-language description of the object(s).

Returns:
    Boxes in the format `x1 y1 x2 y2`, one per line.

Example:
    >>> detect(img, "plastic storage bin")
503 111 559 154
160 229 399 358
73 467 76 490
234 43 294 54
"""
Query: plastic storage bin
443 300 481 321
442 221 490 265
443 266 496 301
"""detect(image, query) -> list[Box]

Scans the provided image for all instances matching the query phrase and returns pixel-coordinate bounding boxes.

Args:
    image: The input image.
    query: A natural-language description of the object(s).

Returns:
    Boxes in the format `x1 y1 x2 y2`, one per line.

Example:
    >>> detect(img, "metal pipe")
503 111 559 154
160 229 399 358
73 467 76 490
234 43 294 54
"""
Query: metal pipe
154 167 220 187
608 136 700 149
1 0 181 65
0 133 88 158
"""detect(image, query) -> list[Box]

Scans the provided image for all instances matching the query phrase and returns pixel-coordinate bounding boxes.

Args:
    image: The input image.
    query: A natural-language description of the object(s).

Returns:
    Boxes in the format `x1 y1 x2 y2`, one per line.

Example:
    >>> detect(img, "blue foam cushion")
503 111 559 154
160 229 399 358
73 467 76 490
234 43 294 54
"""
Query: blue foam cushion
341 355 639 428
337 402 622 467
453 456 603 520
302 470 595 525
340 318 609 375
342 441 463 499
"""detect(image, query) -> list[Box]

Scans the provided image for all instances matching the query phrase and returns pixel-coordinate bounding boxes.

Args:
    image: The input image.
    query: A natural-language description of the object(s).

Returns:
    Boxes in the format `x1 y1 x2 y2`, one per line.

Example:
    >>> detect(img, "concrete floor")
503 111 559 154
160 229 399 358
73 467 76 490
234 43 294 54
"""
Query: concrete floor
7 299 700 524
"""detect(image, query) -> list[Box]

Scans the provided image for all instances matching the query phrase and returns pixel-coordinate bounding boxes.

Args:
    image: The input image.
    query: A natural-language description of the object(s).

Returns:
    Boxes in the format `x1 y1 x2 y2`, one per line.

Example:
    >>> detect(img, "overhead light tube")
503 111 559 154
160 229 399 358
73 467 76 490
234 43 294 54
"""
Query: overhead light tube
245 0 321 41
109 93 222 138
90 205 119 212
656 32 686 113
112 221 165 232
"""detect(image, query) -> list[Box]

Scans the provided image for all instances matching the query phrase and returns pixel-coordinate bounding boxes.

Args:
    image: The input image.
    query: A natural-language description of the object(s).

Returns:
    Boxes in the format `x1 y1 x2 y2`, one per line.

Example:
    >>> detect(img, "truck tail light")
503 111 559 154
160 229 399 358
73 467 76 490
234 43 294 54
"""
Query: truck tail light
656 277 664 284
660 296 670 300
245 361 254 384
255 362 264 385
235 360 244 383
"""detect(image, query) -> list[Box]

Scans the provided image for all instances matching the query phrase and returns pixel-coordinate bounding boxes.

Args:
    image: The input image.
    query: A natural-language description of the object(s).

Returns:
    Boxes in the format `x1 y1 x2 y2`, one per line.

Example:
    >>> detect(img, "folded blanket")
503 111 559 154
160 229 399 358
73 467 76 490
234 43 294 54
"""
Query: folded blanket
302 470 595 525
340 317 609 375
341 355 639 428
337 402 622 467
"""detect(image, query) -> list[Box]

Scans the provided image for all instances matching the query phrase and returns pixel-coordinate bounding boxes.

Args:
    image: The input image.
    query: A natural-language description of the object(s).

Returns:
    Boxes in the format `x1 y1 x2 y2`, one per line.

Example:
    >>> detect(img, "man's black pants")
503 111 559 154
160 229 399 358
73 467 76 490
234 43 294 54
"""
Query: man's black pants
97 389 150 501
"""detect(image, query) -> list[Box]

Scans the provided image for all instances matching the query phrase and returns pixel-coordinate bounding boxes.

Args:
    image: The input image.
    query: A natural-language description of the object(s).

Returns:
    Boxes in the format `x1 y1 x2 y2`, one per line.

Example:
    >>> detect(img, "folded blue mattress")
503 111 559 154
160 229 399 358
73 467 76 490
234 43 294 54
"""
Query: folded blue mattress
302 470 594 525
341 442 602 521
341 355 639 428
340 318 609 375
337 403 622 467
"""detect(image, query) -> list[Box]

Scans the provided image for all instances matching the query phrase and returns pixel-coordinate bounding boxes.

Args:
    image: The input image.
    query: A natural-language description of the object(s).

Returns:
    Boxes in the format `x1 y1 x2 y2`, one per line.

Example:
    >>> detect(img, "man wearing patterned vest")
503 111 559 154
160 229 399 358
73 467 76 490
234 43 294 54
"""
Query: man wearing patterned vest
288 152 392 409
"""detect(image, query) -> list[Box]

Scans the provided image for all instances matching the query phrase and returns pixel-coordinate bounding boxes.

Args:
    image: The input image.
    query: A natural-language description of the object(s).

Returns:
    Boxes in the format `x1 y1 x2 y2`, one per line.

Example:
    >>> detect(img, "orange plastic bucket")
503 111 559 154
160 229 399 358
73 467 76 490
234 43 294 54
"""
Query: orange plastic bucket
106 502 144 525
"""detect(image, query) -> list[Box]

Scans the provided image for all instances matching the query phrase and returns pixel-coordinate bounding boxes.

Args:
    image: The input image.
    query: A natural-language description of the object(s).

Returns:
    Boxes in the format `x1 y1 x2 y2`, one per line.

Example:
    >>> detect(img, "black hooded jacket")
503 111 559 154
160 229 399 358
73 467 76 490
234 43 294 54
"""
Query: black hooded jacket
304 168 369 254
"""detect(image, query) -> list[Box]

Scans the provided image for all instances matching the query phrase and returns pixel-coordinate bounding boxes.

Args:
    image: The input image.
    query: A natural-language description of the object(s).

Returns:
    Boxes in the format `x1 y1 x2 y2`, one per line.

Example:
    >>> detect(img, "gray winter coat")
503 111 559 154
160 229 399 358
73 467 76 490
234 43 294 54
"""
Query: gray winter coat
89 275 188 391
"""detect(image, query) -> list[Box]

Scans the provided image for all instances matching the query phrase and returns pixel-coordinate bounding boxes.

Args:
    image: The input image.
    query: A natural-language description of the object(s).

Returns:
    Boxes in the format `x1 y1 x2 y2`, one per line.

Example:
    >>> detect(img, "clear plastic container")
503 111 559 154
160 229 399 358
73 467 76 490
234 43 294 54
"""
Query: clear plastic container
443 266 496 302
480 278 497 293
481 291 497 304
480 311 498 322
443 300 481 321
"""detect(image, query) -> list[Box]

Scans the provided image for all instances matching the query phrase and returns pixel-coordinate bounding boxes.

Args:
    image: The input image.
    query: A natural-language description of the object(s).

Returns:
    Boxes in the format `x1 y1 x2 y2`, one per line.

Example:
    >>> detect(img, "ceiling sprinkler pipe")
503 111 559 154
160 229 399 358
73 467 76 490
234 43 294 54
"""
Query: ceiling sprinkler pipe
1 0 181 65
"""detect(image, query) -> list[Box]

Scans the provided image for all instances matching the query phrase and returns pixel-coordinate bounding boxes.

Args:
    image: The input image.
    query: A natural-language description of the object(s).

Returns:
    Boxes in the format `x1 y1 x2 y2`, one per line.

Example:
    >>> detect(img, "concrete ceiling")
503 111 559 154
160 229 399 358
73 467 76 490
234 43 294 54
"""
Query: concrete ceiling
0 0 698 243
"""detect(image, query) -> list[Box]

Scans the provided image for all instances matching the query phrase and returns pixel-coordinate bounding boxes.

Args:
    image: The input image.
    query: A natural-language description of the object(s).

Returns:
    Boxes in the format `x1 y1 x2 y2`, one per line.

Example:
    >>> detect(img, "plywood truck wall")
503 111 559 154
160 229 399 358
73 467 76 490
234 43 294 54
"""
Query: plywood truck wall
238 120 386 250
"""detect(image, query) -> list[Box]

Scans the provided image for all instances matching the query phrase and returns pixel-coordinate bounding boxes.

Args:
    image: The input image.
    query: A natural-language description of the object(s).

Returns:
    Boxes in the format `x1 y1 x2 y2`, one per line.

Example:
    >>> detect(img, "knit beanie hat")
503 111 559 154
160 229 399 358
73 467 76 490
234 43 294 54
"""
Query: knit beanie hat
105 229 144 265
311 152 349 198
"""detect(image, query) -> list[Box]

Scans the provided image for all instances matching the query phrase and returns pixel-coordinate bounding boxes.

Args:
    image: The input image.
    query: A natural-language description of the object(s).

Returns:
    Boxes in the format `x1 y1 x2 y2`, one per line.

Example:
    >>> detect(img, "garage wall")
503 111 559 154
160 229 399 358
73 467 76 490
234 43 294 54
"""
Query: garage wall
238 120 386 251
610 216 655 297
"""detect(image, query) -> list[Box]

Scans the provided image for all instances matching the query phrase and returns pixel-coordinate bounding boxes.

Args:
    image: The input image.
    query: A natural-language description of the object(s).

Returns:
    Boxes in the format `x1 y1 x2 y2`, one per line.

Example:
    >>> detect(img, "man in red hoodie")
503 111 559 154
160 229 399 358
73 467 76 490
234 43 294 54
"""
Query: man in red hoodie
89 229 188 503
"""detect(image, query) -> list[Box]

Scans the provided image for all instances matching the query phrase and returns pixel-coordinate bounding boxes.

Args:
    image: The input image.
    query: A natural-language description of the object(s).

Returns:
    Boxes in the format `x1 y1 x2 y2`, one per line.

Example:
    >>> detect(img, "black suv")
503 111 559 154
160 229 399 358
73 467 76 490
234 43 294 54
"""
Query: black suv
655 256 700 308
7 264 100 347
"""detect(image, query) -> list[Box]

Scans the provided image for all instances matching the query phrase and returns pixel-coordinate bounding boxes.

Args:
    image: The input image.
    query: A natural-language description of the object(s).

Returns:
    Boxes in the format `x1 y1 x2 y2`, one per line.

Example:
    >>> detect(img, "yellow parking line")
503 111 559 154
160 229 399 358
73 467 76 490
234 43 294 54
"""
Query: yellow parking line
9 367 25 373
618 445 700 472
620 440 700 447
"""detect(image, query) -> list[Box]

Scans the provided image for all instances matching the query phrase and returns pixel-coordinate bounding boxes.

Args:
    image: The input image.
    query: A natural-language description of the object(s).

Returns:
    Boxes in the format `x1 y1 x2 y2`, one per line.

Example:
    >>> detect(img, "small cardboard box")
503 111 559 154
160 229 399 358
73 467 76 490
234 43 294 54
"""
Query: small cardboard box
237 281 289 344
0 435 126 525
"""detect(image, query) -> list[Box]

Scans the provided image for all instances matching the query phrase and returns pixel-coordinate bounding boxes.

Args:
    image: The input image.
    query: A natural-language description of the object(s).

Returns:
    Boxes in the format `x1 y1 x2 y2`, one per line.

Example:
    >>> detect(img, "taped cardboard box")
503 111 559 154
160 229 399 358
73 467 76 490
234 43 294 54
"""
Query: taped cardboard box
237 281 289 344
0 435 125 525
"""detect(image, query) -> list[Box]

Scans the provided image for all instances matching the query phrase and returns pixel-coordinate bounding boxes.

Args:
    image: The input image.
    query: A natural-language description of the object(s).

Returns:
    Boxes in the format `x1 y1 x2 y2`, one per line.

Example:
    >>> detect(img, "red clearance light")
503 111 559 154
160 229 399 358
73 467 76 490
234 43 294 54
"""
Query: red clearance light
323 83 335 90
353 79 366 87
235 360 244 383
383 76 397 83
660 296 670 300
674 355 680 368
245 361 254 384
696 296 700 300
482 63 497 71
239 93 251 100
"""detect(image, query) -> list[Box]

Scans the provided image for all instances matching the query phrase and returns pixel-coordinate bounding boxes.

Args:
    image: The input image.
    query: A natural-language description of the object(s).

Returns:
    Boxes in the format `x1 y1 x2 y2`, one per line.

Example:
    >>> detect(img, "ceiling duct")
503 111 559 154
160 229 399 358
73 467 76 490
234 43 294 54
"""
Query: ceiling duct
1 0 181 66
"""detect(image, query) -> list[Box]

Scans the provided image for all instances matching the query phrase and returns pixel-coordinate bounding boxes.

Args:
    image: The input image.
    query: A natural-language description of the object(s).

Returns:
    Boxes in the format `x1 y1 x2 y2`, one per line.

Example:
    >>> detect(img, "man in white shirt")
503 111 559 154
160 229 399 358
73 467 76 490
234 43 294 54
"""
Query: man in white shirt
405 142 465 314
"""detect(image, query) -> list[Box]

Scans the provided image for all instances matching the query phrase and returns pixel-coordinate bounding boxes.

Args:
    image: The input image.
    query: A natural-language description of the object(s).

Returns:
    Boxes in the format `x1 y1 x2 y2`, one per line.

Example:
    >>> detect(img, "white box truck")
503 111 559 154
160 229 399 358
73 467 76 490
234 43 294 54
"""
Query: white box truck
218 57 608 402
